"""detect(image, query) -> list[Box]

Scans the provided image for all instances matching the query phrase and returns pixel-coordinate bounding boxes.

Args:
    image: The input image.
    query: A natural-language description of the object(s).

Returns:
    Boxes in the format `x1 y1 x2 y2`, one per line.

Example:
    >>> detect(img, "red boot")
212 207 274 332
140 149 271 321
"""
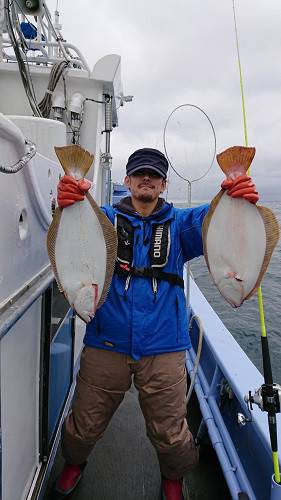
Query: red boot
162 477 184 500
53 462 86 496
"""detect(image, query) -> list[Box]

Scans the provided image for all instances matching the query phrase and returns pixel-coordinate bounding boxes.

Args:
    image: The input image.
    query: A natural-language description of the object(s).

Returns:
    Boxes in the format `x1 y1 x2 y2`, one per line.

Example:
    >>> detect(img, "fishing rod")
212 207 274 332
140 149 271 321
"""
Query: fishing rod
232 0 281 493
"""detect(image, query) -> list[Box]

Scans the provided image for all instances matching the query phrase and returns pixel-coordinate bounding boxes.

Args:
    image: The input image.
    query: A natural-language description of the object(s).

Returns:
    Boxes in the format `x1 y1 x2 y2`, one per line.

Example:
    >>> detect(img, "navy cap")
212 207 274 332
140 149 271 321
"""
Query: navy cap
126 148 168 179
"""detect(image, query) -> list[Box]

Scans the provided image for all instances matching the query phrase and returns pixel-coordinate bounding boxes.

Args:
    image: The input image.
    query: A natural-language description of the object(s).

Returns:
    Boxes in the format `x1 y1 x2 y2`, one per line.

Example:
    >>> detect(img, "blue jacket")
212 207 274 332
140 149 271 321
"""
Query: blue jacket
84 198 209 360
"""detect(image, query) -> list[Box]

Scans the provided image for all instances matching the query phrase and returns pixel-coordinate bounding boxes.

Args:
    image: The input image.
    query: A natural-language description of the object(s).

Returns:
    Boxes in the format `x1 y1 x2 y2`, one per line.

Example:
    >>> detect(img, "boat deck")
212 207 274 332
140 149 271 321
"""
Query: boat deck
45 386 231 500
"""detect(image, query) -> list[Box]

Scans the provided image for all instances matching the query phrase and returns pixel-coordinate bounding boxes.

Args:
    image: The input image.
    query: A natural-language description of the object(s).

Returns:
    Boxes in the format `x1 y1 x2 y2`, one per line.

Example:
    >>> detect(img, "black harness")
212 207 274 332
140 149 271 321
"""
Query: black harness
114 215 184 295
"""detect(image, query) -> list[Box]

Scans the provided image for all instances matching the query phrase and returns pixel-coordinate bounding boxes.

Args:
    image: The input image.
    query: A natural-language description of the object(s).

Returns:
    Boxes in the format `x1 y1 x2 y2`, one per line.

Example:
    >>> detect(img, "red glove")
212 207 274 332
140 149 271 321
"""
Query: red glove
221 174 259 204
57 175 91 208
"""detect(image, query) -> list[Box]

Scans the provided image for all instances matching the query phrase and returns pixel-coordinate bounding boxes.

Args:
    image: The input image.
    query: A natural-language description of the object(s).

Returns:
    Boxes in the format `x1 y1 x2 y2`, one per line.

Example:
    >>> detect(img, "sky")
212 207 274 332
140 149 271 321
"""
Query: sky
48 0 281 202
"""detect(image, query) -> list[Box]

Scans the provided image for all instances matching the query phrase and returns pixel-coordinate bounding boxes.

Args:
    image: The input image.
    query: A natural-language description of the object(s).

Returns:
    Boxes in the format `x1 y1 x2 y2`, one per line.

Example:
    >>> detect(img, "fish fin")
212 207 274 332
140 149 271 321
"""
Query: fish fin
46 208 65 292
54 145 94 177
245 206 280 300
86 193 118 307
216 146 256 176
202 189 224 272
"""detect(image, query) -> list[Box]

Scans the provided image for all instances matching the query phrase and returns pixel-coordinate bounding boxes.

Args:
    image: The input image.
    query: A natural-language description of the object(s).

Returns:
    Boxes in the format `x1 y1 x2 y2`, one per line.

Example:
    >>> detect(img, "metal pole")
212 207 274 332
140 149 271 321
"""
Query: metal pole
0 0 4 63
101 96 113 206
101 153 112 206
185 180 192 307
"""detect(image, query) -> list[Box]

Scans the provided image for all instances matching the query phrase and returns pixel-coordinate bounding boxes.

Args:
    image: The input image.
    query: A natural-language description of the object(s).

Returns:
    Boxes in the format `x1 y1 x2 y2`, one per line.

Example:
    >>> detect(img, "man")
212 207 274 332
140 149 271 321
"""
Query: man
54 147 258 499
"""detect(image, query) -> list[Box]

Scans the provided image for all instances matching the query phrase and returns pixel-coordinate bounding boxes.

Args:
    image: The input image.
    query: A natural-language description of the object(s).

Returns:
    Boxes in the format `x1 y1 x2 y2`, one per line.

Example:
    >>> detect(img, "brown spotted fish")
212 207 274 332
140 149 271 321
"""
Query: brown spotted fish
47 145 117 322
202 146 279 308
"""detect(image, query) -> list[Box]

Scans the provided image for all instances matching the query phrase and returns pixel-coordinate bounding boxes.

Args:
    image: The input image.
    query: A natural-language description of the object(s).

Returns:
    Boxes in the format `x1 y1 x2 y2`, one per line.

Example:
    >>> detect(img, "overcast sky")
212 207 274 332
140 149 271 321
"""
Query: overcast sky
49 0 281 202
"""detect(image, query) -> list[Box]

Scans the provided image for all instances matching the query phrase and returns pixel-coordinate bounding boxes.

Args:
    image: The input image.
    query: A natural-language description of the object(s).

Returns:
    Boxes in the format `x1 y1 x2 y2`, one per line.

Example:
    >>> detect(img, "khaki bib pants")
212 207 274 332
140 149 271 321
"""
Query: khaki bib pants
62 346 199 480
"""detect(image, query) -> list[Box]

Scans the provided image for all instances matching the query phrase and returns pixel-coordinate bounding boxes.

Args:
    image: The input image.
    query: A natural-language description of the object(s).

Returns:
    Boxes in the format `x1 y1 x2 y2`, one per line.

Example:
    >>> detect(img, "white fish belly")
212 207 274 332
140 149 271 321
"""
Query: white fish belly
55 199 107 308
206 193 266 307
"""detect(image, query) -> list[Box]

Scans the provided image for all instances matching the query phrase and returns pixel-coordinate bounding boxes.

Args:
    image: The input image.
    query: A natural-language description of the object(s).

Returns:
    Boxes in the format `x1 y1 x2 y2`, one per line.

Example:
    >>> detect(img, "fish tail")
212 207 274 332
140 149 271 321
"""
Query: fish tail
216 146 256 176
54 145 94 177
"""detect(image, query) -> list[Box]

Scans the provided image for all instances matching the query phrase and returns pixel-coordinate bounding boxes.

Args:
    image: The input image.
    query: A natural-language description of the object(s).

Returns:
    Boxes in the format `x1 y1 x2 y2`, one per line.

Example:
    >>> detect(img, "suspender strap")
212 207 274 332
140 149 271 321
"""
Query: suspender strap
114 262 184 289
115 214 134 265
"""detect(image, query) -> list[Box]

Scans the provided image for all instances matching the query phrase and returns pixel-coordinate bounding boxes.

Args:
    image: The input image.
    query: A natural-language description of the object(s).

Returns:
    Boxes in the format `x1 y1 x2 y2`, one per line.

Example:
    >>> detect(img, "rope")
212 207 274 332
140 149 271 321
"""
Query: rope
186 315 203 405
232 0 280 483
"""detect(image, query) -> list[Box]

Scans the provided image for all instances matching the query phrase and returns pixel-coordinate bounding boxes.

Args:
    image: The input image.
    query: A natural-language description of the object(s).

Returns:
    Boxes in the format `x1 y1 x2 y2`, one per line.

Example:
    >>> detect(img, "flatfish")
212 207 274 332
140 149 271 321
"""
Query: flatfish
202 146 279 308
47 145 117 322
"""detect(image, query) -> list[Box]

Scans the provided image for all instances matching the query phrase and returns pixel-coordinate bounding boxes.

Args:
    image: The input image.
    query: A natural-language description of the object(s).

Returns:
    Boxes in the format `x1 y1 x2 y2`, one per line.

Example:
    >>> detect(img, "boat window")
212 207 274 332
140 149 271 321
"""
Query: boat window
40 282 74 459
48 308 74 442
51 281 69 340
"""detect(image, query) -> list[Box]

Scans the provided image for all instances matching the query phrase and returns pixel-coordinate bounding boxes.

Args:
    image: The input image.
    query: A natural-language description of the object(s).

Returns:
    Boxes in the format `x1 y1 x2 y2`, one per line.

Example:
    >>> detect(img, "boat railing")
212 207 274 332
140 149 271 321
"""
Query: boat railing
0 265 53 340
1 39 90 73
187 277 279 500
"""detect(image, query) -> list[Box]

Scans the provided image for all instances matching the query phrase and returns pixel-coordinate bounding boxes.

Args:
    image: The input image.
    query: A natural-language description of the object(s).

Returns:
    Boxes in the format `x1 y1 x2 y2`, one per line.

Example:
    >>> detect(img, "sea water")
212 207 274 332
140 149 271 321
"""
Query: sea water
175 200 281 383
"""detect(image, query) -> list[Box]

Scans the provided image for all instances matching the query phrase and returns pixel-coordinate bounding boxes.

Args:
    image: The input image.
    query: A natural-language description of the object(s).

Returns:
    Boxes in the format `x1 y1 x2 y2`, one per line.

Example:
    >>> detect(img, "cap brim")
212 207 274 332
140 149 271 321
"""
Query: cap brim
127 164 166 179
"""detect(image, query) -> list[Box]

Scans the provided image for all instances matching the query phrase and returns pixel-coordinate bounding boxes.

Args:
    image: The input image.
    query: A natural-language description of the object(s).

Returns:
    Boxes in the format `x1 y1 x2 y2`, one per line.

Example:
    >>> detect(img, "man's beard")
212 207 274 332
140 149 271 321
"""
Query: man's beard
136 192 155 202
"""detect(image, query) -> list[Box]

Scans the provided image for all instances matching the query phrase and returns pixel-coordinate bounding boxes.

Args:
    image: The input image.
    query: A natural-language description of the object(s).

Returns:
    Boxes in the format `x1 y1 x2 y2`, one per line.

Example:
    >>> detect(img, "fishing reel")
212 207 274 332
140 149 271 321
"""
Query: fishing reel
245 384 281 413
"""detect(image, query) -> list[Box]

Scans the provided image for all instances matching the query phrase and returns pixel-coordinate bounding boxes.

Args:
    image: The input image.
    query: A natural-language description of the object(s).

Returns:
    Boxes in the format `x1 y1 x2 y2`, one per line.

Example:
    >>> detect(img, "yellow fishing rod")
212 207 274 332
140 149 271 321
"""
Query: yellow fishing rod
232 0 281 487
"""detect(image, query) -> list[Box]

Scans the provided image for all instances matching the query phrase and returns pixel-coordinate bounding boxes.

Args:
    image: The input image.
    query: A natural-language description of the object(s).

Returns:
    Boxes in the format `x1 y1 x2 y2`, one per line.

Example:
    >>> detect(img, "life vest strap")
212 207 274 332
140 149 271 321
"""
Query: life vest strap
114 262 184 289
